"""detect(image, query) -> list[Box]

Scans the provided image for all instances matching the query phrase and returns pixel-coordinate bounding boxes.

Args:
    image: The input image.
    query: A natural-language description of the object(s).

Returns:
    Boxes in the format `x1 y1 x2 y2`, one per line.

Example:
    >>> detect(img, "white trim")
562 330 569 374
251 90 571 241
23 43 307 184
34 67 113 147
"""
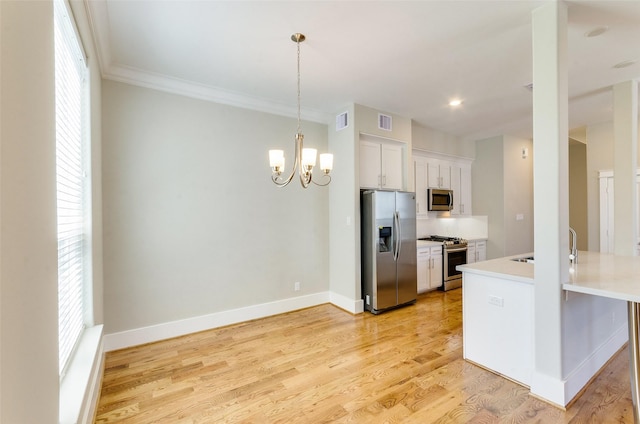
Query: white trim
59 325 104 424
330 291 365 314
103 64 330 125
562 323 628 403
412 148 474 163
530 323 628 406
104 292 336 351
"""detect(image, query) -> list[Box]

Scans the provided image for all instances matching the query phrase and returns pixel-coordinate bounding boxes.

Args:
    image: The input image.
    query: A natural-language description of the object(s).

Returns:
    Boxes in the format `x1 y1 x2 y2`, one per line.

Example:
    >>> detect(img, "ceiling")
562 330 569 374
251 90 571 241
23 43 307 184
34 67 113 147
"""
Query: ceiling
86 0 640 142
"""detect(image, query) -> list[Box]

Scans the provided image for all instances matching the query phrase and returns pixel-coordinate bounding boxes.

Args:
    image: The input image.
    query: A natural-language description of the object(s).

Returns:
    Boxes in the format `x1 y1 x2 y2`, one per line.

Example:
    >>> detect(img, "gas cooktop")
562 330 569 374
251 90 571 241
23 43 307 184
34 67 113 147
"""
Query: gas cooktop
418 235 468 245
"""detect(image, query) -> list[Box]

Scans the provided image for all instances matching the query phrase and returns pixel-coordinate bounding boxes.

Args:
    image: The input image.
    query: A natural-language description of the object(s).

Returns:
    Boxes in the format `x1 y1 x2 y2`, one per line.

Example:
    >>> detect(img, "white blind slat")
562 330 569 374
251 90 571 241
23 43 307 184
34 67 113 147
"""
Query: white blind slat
55 0 89 376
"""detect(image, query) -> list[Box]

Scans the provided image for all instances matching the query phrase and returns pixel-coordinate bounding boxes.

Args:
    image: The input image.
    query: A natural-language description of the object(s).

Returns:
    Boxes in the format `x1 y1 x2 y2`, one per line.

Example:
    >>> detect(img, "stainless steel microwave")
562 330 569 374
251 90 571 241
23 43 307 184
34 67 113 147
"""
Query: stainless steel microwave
427 189 453 211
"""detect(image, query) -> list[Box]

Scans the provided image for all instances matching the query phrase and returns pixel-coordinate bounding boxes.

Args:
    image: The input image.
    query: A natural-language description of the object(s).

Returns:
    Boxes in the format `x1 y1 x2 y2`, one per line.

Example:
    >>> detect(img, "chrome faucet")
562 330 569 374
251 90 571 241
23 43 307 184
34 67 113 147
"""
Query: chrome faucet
569 227 578 264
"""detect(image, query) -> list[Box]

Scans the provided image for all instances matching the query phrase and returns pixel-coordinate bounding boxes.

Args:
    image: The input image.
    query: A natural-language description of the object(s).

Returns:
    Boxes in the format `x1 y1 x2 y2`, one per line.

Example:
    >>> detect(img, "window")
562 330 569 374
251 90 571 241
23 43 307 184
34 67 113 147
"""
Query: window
54 0 90 376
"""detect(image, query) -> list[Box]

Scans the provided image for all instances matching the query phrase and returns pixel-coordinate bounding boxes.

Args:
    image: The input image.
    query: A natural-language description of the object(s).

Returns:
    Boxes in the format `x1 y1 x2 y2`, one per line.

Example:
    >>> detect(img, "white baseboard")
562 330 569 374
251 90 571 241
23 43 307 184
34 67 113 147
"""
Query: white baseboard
104 292 340 351
530 323 628 406
330 291 365 314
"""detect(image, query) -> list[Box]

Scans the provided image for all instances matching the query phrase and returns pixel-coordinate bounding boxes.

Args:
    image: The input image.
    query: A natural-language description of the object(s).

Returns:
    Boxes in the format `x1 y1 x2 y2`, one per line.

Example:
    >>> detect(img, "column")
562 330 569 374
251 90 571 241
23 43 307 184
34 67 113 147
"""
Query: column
613 80 638 256
531 0 569 404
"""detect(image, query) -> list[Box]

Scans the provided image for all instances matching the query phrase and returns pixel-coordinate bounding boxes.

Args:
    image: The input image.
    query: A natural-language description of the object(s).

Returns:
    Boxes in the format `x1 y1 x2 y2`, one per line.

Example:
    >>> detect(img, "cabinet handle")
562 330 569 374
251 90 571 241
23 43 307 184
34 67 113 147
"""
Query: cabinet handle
378 175 381 186
383 175 387 186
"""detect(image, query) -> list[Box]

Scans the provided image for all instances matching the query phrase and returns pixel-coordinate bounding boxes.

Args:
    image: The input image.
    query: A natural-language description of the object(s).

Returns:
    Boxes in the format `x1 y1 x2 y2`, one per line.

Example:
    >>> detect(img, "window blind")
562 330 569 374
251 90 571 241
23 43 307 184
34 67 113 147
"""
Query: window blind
54 0 89 375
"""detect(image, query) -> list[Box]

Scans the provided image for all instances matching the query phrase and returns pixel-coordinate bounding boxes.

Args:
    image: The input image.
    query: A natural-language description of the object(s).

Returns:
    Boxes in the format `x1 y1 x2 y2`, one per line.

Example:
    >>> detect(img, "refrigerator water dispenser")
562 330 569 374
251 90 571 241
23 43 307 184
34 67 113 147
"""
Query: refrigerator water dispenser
378 226 392 252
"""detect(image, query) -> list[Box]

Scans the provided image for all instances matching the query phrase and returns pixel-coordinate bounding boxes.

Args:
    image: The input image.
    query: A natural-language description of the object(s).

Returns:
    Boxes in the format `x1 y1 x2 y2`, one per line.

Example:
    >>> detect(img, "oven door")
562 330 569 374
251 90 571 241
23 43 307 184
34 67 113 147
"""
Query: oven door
444 246 467 281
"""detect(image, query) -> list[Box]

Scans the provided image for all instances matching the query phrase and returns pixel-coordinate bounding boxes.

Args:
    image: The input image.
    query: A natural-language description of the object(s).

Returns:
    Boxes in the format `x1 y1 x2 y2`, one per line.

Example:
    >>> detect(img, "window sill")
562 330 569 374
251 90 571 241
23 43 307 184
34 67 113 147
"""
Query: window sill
59 325 104 424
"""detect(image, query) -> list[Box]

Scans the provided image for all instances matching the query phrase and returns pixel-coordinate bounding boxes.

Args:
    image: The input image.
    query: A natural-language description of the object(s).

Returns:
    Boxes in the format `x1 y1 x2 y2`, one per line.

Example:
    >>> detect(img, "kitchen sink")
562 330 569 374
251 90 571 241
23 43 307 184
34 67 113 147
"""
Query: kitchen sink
511 256 535 263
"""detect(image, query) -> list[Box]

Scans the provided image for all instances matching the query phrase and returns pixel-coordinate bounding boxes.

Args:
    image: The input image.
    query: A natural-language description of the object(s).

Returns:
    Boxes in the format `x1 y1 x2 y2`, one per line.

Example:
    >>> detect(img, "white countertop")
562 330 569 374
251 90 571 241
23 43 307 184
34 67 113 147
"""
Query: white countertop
457 253 534 284
417 240 444 248
563 251 640 303
458 251 640 303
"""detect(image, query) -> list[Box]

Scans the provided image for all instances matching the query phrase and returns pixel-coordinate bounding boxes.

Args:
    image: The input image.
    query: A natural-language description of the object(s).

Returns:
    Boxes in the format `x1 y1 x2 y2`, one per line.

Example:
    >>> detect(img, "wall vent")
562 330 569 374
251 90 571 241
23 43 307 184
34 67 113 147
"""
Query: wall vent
378 113 392 131
336 111 349 131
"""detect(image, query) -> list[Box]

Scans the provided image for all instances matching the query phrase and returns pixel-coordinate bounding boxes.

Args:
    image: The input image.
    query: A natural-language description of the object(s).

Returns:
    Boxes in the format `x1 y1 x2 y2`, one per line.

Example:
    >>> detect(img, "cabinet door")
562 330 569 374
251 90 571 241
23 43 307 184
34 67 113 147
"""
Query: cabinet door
450 164 461 215
360 140 381 189
417 248 429 293
460 166 472 215
467 242 476 264
476 241 487 262
439 162 451 189
382 143 403 190
426 159 441 188
414 159 427 217
429 247 443 289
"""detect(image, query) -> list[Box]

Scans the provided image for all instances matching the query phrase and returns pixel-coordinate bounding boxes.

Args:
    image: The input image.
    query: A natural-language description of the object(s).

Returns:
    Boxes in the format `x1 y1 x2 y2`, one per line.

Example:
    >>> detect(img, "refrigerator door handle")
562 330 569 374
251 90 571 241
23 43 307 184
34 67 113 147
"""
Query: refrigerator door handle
394 211 402 261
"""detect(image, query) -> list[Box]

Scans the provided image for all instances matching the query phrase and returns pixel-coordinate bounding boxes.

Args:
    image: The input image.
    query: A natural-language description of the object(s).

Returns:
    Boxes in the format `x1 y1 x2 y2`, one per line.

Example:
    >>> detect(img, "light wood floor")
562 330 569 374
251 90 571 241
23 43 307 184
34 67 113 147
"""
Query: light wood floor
95 289 634 423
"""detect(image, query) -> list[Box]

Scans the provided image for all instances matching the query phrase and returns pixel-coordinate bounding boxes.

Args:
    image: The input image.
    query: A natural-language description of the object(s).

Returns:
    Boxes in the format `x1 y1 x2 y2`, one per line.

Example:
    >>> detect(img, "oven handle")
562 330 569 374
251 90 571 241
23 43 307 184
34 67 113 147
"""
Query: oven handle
445 246 468 253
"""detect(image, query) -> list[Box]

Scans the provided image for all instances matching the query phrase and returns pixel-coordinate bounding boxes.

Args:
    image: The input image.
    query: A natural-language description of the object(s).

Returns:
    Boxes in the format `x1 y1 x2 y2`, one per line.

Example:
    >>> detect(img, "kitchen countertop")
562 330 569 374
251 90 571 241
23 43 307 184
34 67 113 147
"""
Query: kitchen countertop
457 253 534 284
562 251 640 303
458 251 640 302
417 240 444 248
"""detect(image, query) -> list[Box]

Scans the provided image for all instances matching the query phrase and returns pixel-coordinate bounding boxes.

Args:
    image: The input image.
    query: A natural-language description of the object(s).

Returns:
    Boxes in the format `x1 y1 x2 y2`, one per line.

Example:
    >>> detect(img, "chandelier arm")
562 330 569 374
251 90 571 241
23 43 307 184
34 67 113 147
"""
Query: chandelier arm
311 175 331 187
272 170 295 187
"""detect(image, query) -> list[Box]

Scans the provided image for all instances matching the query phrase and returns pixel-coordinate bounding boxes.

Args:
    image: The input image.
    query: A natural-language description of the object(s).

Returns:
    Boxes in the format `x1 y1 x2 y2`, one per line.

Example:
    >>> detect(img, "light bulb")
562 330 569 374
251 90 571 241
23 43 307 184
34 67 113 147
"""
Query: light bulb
301 148 317 168
320 153 333 172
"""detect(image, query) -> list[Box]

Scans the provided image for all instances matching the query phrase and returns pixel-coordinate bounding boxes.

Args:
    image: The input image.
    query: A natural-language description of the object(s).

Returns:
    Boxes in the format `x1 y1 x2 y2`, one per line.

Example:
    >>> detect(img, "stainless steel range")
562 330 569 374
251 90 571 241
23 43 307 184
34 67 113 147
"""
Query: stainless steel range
418 235 468 291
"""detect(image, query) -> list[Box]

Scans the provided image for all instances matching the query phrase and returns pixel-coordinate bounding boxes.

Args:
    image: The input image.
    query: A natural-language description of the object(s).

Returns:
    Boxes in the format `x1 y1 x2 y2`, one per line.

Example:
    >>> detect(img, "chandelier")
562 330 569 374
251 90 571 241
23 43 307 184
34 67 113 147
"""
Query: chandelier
269 33 333 188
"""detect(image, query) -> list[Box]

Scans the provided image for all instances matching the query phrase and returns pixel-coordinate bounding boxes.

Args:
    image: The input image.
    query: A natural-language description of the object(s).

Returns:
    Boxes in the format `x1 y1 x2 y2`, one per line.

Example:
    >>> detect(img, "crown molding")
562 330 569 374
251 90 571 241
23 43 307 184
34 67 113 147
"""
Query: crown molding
85 0 330 125
103 64 330 125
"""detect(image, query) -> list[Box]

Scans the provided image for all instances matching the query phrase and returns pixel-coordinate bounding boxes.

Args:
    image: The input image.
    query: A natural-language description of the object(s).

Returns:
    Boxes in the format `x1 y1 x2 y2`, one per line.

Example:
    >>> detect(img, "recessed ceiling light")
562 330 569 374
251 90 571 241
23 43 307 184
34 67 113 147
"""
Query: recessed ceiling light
585 26 608 38
449 99 463 107
613 59 636 69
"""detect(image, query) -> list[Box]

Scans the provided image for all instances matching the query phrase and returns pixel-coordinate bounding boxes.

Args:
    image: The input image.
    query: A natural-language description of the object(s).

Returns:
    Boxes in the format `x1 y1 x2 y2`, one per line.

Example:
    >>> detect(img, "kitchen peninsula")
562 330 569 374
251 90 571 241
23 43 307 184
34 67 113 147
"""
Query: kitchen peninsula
458 251 633 411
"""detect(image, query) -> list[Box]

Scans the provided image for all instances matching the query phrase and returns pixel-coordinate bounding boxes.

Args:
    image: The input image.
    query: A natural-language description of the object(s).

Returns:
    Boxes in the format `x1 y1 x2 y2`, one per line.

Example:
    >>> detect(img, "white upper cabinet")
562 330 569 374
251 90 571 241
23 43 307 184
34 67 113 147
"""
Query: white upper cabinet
414 151 473 217
414 158 427 217
450 163 472 216
360 138 405 190
427 159 451 189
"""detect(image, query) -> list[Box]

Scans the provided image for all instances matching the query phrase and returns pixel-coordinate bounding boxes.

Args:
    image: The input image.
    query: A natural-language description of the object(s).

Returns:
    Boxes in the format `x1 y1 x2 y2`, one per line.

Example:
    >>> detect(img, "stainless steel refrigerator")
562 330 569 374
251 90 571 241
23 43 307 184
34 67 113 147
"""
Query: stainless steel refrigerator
361 190 417 314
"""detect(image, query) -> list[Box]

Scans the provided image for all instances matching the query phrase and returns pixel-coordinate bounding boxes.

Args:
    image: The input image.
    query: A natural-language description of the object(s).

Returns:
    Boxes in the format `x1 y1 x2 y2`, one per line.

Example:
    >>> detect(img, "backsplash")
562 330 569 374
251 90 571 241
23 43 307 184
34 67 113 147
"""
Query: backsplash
417 215 488 240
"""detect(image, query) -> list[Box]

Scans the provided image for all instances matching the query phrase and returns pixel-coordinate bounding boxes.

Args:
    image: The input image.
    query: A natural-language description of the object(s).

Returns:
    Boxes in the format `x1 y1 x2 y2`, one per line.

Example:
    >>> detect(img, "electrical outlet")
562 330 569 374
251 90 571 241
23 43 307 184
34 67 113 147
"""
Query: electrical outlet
294 281 301 291
488 295 504 307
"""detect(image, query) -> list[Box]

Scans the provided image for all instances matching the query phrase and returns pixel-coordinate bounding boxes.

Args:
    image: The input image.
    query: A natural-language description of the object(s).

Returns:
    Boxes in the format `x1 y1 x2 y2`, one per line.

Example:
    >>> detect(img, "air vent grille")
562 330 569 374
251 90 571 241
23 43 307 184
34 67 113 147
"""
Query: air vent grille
378 113 392 131
336 111 348 131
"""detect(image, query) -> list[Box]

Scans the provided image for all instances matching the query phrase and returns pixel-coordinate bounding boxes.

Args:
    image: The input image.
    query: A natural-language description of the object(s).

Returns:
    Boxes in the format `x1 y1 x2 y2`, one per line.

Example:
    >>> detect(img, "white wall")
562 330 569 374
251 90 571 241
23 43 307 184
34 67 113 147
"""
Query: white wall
586 121 640 252
1 1 59 421
102 80 330 334
504 136 534 256
472 135 534 259
412 122 475 158
472 136 506 258
569 141 588 250
328 104 359 306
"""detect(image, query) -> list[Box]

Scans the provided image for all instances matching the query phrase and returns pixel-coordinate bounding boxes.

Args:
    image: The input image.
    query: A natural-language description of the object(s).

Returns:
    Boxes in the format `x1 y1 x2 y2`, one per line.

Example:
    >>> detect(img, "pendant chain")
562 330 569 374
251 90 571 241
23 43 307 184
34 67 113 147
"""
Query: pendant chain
296 39 301 135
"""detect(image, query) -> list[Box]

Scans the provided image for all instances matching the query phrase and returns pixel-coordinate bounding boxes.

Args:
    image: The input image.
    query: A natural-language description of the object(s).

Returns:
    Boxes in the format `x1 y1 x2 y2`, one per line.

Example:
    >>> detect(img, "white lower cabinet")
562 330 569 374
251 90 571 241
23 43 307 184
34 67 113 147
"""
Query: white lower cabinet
463 272 533 386
467 240 487 263
417 245 443 293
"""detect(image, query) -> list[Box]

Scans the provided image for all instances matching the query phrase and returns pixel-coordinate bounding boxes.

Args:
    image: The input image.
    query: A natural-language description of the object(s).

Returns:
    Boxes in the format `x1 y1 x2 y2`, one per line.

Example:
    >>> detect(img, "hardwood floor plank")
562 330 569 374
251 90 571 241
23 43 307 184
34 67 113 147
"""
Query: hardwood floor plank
95 290 634 423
